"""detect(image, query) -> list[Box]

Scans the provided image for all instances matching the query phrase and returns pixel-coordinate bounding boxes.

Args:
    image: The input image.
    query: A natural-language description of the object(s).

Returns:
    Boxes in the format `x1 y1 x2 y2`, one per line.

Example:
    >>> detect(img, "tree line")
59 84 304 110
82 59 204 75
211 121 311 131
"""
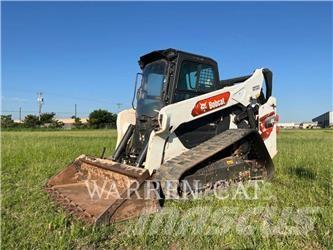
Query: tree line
1 109 117 129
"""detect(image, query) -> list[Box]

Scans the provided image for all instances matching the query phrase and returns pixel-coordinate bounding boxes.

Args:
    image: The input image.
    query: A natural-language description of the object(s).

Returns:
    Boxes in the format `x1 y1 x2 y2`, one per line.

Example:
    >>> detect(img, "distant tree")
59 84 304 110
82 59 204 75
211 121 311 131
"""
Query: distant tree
1 115 15 128
21 112 64 129
49 120 64 128
73 117 83 128
88 109 117 128
41 112 64 128
40 112 56 124
23 115 41 128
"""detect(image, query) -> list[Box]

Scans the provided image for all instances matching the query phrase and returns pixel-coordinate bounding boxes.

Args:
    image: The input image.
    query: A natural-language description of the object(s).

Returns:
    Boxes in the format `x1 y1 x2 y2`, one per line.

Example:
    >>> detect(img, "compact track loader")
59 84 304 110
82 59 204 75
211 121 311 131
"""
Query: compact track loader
45 49 278 225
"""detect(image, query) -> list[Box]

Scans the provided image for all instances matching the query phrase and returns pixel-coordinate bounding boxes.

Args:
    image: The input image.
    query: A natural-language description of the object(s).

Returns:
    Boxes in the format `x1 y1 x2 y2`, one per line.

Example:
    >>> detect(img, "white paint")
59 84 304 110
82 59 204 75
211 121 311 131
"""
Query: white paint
115 108 136 148
115 69 278 173
258 96 277 158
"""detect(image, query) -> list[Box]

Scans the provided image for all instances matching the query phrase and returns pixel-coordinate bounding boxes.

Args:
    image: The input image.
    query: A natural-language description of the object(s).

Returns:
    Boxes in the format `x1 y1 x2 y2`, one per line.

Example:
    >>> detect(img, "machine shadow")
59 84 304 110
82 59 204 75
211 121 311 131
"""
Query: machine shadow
287 166 316 180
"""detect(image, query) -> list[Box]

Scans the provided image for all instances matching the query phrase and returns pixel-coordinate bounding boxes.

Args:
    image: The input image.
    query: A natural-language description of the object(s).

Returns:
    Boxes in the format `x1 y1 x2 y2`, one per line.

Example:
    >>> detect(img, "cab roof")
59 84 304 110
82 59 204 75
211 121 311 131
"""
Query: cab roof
138 48 218 69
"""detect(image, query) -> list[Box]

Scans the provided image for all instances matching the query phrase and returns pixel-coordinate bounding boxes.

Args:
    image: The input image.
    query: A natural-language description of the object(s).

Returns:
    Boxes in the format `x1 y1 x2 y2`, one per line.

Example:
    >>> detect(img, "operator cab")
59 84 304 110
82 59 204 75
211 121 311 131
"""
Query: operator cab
128 49 222 162
136 48 220 117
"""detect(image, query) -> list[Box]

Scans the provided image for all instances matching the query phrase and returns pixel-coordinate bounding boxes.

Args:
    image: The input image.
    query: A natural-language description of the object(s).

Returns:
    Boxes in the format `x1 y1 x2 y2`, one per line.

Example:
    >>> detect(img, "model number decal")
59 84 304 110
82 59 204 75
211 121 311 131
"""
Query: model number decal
252 85 260 91
191 92 230 117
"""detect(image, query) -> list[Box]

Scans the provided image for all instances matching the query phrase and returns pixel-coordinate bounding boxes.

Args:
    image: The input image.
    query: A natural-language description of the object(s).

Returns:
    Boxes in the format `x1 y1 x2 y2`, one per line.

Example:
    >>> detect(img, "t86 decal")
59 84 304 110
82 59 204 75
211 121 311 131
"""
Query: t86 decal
191 92 230 117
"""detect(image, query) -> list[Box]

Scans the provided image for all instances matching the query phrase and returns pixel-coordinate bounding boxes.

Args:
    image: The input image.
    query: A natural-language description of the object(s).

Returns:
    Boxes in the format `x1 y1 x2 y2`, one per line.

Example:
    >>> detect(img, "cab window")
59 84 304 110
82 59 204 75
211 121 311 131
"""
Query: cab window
198 67 215 91
174 61 216 102
177 61 215 91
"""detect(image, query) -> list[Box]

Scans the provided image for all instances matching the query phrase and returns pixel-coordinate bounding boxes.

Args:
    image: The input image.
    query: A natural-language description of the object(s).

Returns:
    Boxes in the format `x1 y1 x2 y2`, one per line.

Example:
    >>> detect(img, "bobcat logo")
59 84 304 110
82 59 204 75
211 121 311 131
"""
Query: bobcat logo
200 102 208 111
192 91 230 117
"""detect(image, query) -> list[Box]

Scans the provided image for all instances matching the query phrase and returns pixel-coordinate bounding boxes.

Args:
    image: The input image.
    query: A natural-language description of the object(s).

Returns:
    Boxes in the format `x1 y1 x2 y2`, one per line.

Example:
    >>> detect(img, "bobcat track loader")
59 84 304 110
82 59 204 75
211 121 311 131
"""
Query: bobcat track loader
45 49 278 225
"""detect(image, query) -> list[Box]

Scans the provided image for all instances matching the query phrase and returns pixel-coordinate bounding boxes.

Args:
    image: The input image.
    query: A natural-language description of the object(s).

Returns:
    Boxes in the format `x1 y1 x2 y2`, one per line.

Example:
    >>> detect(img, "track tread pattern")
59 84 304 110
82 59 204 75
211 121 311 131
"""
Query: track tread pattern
155 129 254 183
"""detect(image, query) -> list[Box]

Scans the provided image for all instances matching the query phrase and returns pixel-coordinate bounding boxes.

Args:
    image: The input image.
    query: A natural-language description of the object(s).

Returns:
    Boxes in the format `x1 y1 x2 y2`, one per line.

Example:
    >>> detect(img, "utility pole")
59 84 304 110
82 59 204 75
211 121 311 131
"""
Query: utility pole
74 104 77 118
19 107 22 122
116 103 122 113
37 92 44 120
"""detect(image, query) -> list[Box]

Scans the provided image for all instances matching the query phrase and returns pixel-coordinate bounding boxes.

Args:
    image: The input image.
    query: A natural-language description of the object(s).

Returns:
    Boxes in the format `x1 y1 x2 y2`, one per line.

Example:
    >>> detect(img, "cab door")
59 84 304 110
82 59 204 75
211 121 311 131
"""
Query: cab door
172 60 221 148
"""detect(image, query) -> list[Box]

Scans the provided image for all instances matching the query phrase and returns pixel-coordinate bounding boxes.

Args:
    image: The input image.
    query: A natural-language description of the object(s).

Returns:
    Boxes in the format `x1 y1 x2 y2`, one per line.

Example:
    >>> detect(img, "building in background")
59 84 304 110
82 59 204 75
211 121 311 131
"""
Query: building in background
312 111 333 128
58 117 88 129
277 122 298 129
299 121 318 129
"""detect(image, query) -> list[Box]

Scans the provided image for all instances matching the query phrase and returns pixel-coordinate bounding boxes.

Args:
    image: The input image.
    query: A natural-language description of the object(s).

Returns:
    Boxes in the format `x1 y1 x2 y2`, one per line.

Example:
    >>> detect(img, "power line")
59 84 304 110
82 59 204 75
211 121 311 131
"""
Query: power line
3 87 128 105
1 110 95 114
116 103 123 113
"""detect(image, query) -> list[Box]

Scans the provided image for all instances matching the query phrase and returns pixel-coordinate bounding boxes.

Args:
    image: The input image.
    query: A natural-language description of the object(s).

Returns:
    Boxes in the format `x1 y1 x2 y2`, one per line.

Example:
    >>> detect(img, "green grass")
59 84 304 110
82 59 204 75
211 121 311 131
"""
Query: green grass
1 129 332 249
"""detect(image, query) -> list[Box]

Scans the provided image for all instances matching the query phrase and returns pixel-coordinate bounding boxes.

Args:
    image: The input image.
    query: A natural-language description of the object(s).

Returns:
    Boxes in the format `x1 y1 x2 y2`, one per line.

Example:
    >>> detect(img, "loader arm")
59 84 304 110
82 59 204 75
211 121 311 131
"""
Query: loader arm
145 68 277 174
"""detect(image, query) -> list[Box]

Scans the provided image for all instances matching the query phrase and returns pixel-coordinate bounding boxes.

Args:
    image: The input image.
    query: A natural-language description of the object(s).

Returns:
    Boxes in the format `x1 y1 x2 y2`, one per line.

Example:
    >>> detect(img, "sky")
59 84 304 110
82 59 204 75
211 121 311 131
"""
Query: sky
1 2 332 122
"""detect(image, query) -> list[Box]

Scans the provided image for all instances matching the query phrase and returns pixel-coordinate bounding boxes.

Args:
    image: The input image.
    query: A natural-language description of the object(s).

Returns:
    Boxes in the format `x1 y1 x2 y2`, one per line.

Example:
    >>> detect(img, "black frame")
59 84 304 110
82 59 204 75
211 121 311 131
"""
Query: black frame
169 51 220 104
138 48 220 106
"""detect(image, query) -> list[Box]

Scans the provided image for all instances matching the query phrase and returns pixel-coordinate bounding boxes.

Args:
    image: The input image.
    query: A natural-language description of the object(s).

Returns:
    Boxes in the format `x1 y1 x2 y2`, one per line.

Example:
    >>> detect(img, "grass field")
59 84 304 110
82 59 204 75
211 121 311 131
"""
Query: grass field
1 129 332 249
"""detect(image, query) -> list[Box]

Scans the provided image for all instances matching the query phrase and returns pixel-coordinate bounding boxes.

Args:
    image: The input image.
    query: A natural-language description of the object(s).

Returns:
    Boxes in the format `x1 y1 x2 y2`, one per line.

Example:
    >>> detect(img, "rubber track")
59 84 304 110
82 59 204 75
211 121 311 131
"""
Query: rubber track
154 129 256 192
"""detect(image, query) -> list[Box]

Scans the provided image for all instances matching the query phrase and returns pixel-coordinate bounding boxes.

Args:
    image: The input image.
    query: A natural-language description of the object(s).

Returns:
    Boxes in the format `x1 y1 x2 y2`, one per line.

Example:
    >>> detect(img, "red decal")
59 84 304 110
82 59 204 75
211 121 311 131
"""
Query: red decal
276 114 280 134
259 111 276 140
192 92 230 117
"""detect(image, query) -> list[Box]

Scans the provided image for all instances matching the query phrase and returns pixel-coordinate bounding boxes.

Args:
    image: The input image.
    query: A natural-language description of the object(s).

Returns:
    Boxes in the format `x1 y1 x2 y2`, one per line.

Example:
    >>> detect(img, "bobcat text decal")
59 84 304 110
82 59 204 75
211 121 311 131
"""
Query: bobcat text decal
191 92 230 117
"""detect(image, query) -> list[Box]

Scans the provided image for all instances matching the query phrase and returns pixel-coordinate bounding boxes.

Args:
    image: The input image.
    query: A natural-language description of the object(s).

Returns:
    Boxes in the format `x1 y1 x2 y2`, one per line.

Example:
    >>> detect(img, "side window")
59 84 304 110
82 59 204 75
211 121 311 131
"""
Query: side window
177 61 198 91
176 61 215 92
198 66 215 91
146 73 165 96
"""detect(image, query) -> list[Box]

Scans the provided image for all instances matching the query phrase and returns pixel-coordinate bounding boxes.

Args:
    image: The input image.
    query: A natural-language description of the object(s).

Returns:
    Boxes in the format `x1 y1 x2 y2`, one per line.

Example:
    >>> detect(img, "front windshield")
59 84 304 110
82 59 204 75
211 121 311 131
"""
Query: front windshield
136 60 167 117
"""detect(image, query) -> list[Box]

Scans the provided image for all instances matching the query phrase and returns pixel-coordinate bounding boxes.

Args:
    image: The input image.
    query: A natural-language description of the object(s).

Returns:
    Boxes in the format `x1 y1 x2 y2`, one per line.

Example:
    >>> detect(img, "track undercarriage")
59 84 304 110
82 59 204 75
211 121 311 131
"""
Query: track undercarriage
155 129 274 198
45 129 273 224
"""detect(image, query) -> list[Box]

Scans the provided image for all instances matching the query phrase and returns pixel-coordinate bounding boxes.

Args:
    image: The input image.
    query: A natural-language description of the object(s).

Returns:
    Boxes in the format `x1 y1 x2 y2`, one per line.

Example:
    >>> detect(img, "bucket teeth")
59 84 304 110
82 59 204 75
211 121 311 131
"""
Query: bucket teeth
45 184 96 223
45 155 160 225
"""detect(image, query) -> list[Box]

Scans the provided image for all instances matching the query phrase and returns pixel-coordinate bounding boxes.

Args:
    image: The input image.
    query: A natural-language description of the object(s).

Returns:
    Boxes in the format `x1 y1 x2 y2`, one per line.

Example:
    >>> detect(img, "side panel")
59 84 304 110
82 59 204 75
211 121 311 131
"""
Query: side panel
158 69 265 134
116 109 136 148
163 132 188 162
145 131 169 174
145 69 266 172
